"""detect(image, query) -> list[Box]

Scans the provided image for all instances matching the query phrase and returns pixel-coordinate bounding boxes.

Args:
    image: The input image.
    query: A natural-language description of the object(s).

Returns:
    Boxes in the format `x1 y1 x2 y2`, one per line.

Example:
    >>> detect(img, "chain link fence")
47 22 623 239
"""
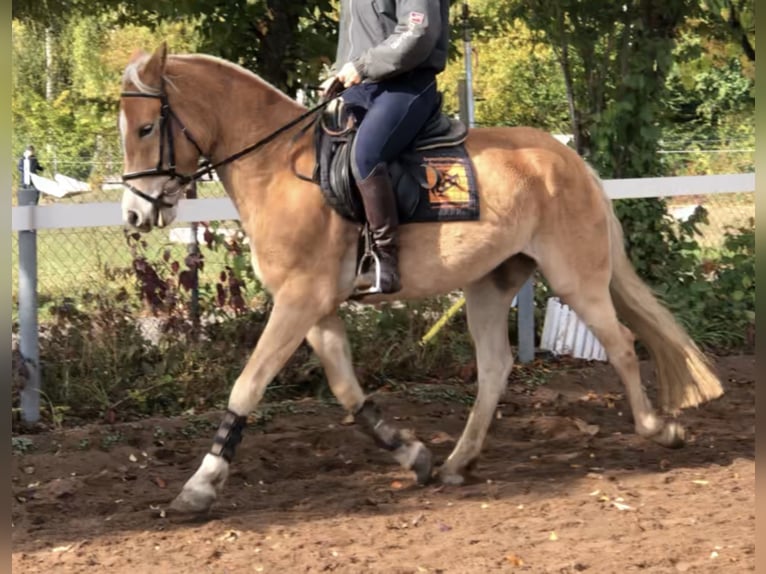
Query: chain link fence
11 175 239 308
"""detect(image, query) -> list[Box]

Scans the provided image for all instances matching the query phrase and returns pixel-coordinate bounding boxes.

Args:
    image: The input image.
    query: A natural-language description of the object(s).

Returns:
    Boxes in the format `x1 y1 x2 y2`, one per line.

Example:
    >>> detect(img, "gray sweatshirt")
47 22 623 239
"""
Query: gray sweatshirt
334 0 450 82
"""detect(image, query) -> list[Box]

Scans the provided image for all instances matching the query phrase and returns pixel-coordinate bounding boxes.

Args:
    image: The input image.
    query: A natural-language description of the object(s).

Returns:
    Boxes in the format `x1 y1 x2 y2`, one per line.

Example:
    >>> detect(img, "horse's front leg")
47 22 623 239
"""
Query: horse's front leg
305 314 433 483
170 282 331 514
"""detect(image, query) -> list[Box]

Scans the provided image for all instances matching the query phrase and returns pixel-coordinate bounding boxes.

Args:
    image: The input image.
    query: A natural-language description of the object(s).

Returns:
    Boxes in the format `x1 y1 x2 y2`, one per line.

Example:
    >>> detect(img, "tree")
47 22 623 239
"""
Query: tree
187 0 338 93
438 14 569 132
12 14 202 182
701 0 755 61
13 1 340 94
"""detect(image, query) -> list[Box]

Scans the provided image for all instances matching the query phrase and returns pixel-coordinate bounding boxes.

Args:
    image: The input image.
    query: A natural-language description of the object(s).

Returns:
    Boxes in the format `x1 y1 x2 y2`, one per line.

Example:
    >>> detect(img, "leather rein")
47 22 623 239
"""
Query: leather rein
120 79 344 211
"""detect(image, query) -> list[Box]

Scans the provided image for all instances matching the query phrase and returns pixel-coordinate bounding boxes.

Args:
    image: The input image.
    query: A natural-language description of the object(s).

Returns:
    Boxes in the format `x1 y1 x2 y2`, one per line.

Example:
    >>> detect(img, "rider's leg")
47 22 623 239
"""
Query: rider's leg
351 73 438 294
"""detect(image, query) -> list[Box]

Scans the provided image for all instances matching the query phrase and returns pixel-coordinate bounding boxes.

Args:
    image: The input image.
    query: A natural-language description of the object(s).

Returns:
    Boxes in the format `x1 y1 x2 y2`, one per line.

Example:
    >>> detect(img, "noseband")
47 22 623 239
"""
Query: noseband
121 85 208 210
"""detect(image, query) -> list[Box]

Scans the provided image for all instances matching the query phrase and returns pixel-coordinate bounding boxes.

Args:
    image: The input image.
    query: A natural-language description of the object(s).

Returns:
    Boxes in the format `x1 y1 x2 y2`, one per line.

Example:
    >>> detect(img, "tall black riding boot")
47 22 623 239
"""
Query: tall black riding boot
354 163 401 294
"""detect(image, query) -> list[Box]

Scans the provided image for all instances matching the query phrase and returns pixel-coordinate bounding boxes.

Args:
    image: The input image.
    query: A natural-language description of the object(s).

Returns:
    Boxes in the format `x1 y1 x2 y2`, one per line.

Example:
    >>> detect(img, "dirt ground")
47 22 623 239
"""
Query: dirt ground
12 355 755 574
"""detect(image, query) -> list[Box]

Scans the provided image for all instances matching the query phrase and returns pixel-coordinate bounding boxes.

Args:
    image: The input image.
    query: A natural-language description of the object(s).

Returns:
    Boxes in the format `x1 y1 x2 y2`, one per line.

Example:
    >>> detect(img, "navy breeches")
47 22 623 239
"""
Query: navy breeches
342 72 438 180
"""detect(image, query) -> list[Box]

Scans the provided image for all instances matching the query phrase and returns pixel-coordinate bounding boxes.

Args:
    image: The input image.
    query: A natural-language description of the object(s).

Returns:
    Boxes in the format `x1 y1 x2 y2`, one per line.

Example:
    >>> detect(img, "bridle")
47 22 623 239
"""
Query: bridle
121 83 208 211
120 78 344 214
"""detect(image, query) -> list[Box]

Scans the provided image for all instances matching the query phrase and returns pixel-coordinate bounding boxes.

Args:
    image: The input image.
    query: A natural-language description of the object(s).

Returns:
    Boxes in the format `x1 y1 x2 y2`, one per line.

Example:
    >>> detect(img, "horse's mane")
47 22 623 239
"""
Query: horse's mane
122 52 298 108
122 54 163 94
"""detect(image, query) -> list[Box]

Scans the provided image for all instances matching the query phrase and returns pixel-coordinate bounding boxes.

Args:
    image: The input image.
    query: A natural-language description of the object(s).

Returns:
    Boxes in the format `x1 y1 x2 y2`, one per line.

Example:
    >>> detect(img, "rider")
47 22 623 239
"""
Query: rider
324 0 450 294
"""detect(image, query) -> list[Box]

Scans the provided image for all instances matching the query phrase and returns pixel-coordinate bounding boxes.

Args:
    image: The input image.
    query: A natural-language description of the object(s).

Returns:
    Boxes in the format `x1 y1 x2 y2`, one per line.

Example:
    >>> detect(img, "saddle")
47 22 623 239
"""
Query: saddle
313 92 479 225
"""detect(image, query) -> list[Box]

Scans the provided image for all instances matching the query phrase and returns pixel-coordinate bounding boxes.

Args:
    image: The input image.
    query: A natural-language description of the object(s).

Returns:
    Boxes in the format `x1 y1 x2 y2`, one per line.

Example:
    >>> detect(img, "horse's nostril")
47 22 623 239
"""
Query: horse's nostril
127 210 140 227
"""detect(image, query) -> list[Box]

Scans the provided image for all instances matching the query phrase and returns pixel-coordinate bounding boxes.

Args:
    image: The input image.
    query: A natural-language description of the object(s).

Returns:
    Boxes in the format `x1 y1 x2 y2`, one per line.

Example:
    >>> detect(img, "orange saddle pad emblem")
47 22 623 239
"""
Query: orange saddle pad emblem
423 157 472 206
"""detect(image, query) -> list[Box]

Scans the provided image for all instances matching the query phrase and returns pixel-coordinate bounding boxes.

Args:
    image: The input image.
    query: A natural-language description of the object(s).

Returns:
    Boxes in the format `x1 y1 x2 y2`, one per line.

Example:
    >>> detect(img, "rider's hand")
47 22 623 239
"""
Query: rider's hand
337 61 362 88
320 76 338 96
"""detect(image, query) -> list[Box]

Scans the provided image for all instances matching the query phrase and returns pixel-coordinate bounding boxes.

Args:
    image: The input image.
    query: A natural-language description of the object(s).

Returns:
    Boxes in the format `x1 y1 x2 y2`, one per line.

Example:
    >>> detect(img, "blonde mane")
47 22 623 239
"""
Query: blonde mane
122 51 300 109
122 55 163 94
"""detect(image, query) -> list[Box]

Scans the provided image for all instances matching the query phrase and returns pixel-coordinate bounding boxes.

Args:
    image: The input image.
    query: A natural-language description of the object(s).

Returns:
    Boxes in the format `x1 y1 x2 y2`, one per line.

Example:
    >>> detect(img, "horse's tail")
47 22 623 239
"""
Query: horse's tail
591 169 723 413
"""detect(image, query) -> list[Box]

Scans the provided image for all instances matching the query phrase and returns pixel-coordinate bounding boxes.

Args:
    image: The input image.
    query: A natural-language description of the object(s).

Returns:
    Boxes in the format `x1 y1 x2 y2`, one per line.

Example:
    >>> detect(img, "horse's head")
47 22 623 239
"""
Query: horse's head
119 43 204 232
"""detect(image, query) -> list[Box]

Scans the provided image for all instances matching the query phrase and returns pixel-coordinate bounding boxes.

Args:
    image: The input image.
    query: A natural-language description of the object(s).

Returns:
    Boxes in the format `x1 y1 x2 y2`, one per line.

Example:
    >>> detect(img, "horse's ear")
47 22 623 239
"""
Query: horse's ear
142 42 168 84
128 48 146 64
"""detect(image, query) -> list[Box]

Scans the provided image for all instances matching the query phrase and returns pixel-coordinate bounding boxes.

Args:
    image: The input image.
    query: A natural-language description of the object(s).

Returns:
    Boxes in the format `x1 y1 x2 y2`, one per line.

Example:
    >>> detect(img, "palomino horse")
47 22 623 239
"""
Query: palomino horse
119 45 723 514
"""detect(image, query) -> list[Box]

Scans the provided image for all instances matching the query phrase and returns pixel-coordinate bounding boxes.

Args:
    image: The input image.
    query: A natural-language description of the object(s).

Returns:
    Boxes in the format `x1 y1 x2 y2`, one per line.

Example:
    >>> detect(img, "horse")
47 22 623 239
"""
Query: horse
118 44 723 514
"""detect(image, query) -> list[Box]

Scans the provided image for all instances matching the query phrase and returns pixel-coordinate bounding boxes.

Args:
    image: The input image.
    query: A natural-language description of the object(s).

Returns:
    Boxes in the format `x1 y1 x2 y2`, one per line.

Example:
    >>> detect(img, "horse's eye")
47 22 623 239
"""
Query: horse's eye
138 124 154 138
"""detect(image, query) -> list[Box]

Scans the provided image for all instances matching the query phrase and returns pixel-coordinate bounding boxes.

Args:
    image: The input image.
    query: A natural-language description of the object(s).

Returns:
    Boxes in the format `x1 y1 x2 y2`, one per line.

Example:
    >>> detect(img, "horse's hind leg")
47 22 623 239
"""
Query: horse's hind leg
537 259 685 447
438 255 536 485
305 314 433 483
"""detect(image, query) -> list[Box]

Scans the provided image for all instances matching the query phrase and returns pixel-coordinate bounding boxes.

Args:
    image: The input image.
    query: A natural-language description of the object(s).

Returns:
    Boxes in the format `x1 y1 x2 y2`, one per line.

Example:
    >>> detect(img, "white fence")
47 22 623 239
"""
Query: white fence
11 173 756 423
12 173 755 231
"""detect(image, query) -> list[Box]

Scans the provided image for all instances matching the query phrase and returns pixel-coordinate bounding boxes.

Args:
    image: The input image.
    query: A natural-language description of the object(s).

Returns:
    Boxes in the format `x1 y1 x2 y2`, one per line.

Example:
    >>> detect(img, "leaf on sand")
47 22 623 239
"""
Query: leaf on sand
612 501 633 511
692 479 709 486
218 530 241 542
573 418 600 436
391 480 404 490
506 553 525 566
549 531 559 541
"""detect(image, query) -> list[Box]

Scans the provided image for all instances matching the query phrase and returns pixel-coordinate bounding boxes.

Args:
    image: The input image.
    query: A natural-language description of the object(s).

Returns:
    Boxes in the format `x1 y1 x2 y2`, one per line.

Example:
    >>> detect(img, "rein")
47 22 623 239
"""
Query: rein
121 79 344 210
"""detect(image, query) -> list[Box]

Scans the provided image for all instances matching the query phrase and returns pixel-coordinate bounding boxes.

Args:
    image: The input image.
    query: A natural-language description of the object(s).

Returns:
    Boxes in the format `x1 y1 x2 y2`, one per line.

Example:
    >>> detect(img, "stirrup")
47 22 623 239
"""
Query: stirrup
353 251 383 296
352 226 384 296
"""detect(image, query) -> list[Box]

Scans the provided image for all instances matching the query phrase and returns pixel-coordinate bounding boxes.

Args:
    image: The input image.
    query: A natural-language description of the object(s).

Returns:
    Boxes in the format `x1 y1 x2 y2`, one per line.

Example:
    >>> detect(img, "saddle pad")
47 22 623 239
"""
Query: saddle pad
398 145 480 224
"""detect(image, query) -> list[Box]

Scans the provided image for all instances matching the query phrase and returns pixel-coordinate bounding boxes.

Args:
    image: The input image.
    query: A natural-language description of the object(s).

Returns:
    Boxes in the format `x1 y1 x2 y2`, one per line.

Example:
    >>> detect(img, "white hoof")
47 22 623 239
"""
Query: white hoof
168 453 229 514
651 420 687 449
437 467 467 486
169 482 217 514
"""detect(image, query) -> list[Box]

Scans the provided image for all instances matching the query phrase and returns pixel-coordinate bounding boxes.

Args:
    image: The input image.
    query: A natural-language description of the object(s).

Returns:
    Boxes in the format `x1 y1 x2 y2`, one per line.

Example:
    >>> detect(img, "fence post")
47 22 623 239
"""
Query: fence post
186 181 200 335
18 185 40 423
517 278 535 363
461 3 475 128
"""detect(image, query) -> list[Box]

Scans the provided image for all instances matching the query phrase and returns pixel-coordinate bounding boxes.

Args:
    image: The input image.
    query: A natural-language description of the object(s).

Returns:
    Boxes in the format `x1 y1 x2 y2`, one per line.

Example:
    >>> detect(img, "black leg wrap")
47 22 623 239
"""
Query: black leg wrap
355 399 404 451
210 410 248 463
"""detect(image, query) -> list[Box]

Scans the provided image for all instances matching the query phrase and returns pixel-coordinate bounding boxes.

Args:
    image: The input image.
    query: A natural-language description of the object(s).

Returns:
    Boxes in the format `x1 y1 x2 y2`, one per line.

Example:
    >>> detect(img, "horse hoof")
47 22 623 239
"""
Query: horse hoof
168 485 216 514
652 421 686 449
410 443 433 485
437 467 466 486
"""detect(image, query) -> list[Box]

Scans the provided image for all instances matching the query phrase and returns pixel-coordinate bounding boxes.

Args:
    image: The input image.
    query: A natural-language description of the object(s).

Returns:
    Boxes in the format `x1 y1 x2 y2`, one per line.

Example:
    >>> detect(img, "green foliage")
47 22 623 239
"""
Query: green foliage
11 16 203 186
698 0 755 62
614 198 707 285
12 437 35 454
191 0 338 92
440 18 569 131
690 222 755 348
662 31 754 175
612 199 755 350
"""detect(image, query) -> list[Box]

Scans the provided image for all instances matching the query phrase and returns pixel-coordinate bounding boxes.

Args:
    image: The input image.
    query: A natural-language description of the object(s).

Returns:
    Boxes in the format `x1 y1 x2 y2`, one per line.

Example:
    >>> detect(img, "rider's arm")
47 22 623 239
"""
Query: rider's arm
353 0 442 81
